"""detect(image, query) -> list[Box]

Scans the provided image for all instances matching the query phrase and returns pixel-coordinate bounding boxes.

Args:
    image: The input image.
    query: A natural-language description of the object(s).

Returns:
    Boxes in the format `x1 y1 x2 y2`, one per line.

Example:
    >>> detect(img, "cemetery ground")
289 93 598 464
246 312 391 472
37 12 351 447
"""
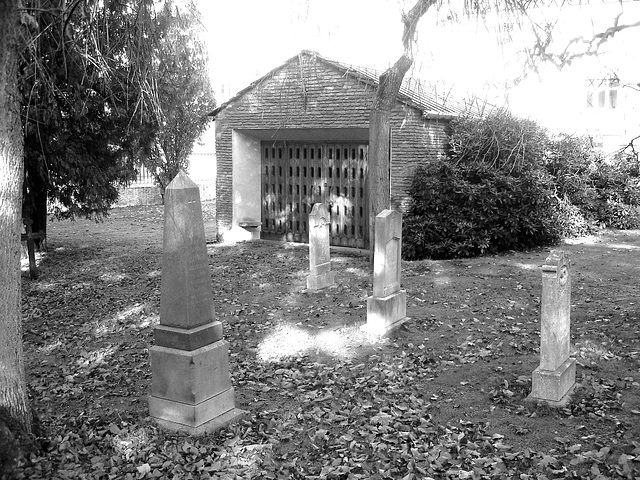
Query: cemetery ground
14 205 640 480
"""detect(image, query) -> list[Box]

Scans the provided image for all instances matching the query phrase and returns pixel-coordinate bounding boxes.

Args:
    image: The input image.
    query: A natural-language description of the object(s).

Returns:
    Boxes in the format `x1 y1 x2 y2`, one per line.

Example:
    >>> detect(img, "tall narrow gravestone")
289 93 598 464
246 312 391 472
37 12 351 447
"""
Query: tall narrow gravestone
527 250 576 406
149 171 246 434
361 209 407 335
307 203 336 291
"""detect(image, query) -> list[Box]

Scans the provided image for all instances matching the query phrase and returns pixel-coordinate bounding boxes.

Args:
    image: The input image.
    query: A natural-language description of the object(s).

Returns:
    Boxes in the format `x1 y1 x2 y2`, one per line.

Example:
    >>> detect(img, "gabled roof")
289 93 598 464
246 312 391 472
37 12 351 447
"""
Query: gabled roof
208 50 486 120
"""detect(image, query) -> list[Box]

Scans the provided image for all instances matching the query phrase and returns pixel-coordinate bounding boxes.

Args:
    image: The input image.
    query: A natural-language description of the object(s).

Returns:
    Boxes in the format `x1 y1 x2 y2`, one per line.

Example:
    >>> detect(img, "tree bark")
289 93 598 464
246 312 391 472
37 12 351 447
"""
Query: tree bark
368 55 413 256
368 0 435 258
0 0 33 446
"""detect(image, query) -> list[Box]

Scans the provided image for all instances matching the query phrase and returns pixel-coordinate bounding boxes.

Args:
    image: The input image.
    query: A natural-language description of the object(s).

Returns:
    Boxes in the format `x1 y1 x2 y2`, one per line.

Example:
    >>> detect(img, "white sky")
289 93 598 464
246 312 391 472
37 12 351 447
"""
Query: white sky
200 0 406 95
198 0 640 129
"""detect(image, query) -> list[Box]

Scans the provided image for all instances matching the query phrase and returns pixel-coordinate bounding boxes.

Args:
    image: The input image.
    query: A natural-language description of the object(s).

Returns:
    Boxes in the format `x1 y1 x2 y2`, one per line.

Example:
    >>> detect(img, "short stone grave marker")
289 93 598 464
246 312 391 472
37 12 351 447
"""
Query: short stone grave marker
307 203 336 290
361 209 407 334
148 171 246 434
527 250 576 406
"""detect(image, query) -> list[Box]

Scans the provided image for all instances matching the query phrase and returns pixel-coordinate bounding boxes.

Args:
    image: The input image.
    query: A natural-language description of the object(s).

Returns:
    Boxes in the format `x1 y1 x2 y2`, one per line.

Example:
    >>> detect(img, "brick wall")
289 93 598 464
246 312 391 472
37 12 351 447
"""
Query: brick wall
214 52 450 235
391 105 450 211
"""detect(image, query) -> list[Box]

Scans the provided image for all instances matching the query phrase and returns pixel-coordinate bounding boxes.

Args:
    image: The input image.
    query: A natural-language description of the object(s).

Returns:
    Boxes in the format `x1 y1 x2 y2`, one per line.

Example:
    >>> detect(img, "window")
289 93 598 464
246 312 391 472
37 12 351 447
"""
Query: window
609 89 618 109
586 78 619 110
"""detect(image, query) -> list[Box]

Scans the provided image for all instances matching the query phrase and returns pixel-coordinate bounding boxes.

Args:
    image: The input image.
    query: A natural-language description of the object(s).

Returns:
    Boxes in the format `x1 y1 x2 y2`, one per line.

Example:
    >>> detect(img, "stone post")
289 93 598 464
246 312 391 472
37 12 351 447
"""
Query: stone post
527 250 576 406
149 171 246 434
361 209 407 335
307 203 336 291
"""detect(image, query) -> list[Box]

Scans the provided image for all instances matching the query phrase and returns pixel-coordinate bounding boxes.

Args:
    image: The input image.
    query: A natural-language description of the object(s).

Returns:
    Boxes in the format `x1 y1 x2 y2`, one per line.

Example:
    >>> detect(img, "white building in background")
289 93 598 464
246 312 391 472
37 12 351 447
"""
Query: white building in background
508 65 640 155
582 75 640 153
505 2 640 156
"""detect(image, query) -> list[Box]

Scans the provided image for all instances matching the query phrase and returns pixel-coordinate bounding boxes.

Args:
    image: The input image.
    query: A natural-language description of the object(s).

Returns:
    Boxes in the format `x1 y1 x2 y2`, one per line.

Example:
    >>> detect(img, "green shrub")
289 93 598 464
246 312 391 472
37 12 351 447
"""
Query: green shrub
545 135 640 229
595 200 640 229
403 110 563 260
448 110 547 174
403 160 560 260
403 111 640 260
553 196 597 237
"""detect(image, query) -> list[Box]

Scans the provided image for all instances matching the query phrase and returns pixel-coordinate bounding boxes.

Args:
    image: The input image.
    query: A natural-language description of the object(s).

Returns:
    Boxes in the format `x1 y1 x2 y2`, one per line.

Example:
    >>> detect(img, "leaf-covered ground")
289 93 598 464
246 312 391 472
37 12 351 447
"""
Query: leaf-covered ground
13 205 640 479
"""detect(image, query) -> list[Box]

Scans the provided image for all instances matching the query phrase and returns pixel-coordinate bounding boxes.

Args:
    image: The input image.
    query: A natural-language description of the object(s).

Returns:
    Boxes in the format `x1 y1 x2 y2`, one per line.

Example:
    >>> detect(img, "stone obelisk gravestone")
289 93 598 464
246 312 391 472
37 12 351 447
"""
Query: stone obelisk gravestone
149 171 246 434
307 203 336 290
527 250 576 406
361 209 407 335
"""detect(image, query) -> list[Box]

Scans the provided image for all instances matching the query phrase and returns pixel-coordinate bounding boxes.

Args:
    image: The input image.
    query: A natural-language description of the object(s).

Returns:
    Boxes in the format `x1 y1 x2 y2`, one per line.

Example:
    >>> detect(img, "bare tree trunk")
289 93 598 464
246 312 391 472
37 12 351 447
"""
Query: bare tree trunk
0 0 33 451
368 0 435 258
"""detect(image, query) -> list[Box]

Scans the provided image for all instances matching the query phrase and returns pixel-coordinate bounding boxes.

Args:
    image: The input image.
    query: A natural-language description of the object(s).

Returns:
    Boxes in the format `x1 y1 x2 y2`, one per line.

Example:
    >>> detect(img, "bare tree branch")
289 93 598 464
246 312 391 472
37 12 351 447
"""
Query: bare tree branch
402 0 437 51
530 11 640 68
373 0 437 112
617 134 640 161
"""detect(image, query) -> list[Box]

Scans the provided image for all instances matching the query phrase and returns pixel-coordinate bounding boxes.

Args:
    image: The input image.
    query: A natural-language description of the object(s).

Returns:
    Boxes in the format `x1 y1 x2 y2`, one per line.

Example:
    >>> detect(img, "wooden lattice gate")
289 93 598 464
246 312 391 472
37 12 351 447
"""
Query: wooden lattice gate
261 142 369 248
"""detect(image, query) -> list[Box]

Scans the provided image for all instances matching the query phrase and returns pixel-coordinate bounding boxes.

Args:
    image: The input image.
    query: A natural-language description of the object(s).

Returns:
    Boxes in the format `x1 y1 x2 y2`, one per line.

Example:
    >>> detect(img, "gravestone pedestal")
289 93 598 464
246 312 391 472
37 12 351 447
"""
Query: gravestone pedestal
307 270 336 291
307 203 336 291
365 290 407 334
149 171 246 434
361 210 407 335
530 358 576 405
527 250 576 406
